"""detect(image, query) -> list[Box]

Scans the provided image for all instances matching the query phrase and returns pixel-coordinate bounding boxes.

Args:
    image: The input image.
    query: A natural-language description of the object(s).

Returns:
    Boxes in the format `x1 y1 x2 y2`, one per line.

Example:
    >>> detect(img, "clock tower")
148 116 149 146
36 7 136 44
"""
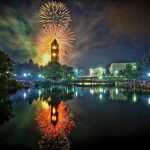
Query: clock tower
51 39 59 63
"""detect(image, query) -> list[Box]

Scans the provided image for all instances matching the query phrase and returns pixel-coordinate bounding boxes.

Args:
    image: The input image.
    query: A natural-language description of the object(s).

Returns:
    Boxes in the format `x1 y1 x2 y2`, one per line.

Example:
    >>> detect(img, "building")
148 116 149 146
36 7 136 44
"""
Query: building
51 39 59 63
109 63 137 75
89 67 106 77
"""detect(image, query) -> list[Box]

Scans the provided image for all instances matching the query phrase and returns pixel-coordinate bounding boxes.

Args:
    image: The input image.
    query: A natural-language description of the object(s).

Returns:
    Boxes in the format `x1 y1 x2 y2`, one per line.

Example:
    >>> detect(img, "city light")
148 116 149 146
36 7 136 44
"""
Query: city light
115 70 118 74
23 73 27 77
52 52 56 57
90 89 94 95
99 76 103 80
75 69 78 73
13 74 17 77
99 94 103 99
23 92 27 99
99 88 103 93
52 46 57 49
148 98 150 105
75 91 78 97
38 74 42 78
39 90 42 97
132 93 137 102
132 65 137 70
115 88 119 94
148 73 150 77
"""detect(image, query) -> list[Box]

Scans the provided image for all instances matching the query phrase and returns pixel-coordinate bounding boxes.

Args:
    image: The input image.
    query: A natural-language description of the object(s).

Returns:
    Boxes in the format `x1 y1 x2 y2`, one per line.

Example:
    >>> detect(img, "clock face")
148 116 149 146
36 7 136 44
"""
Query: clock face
52 52 56 57
52 46 57 50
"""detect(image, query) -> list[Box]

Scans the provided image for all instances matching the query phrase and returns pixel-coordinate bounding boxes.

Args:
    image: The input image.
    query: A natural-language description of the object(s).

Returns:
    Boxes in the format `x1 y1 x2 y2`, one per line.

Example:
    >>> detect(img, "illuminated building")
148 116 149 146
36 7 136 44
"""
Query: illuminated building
109 63 137 75
89 67 106 77
51 39 59 63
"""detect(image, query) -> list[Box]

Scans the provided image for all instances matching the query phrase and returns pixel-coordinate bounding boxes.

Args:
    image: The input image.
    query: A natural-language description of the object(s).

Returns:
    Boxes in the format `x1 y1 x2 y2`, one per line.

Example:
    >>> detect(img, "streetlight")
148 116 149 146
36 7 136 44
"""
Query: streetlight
115 70 118 74
38 74 42 78
148 98 150 105
23 73 27 77
75 69 78 73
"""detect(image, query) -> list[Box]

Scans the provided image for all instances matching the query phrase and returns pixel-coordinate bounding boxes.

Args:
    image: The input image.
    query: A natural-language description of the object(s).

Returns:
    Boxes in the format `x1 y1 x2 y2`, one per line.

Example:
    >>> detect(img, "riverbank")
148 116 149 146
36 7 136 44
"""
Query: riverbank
116 80 150 91
34 80 115 87
0 80 34 91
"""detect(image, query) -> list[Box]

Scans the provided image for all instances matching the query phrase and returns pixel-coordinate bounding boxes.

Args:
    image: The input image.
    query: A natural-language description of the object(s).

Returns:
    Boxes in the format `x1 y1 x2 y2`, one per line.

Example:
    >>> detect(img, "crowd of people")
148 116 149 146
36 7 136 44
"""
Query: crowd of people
16 80 35 87
117 80 150 89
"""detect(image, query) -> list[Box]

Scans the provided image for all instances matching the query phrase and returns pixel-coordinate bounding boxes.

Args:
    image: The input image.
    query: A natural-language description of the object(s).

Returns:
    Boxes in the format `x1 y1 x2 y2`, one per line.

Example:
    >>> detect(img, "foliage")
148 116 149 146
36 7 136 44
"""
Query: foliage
139 51 150 75
41 62 74 81
0 51 13 88
0 90 13 125
118 64 140 79
13 59 40 81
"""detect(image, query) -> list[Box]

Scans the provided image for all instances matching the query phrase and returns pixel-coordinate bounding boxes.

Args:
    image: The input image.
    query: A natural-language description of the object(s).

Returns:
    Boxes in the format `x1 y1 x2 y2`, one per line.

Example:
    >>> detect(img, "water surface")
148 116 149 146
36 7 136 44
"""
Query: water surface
0 86 150 149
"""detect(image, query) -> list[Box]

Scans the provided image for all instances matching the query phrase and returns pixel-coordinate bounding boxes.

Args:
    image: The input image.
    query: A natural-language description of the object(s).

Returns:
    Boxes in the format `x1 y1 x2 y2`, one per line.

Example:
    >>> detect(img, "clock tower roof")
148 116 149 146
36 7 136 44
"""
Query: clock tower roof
51 39 58 45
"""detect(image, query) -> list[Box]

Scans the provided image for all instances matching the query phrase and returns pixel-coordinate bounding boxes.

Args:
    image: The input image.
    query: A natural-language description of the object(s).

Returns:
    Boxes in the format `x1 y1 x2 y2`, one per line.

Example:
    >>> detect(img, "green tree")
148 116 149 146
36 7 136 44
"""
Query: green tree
41 62 75 81
123 64 140 79
0 51 13 88
62 65 74 80
0 90 13 125
42 62 62 81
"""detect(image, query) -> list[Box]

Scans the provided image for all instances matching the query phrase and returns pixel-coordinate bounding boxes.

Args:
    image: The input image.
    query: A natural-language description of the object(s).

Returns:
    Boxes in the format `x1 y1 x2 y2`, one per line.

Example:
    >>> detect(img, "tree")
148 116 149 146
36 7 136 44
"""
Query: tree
42 62 62 81
0 51 13 88
41 62 75 81
0 90 13 125
62 65 74 80
139 51 150 76
122 64 140 79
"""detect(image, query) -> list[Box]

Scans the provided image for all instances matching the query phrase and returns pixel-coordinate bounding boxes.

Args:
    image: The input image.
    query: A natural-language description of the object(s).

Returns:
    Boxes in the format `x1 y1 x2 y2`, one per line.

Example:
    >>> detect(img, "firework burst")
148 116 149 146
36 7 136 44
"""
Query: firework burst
34 26 75 66
39 1 71 28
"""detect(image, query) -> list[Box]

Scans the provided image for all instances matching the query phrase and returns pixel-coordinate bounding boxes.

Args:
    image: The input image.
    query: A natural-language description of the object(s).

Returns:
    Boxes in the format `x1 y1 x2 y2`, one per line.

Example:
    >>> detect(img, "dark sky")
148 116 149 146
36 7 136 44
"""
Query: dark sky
0 0 150 69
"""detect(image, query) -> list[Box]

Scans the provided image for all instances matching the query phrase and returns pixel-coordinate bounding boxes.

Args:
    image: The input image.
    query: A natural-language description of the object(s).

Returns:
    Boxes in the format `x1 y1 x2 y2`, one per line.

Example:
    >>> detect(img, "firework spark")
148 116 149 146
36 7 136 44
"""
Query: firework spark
34 26 75 66
39 1 71 28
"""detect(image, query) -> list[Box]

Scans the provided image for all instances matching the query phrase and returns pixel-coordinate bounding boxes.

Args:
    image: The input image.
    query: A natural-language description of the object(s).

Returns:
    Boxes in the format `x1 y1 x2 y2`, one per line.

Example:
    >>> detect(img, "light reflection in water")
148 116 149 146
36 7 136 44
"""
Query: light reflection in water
132 93 137 102
38 90 42 97
23 92 26 99
99 94 103 100
148 98 150 105
90 89 94 95
115 88 119 95
35 96 75 150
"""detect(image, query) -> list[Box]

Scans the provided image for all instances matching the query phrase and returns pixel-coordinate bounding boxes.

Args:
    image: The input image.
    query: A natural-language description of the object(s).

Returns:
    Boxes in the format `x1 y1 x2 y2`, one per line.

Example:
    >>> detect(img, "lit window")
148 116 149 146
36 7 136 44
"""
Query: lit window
52 46 57 49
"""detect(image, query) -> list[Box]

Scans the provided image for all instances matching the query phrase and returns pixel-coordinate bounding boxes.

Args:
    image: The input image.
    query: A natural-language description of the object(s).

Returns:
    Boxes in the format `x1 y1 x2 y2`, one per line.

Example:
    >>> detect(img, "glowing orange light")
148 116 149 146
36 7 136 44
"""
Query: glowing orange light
52 107 56 114
52 53 56 57
34 26 75 66
52 115 57 121
52 46 57 49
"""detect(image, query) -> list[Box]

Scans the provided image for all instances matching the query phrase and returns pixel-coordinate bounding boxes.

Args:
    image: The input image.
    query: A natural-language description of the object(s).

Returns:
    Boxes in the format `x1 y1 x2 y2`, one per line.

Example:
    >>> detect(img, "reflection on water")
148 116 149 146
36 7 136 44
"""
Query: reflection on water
1 86 150 148
35 100 75 150
34 88 75 149
0 91 13 125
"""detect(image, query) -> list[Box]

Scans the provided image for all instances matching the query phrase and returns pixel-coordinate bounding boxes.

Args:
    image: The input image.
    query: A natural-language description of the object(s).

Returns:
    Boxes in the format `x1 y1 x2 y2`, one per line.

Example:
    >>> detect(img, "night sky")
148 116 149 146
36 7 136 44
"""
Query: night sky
0 0 150 69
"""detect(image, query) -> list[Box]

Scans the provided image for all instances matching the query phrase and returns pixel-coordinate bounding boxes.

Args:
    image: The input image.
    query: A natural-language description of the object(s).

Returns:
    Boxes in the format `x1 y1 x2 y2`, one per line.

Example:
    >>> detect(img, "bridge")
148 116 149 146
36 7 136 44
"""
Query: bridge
71 76 115 86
